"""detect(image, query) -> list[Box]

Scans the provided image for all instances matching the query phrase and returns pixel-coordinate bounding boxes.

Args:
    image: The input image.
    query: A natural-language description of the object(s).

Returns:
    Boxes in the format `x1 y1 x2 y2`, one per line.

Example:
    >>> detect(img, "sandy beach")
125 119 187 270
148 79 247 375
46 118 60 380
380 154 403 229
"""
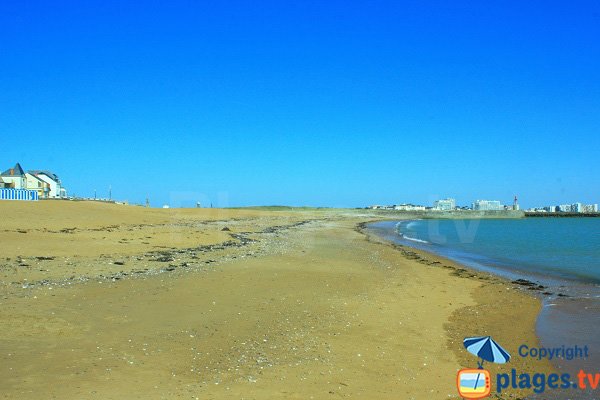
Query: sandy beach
0 201 553 399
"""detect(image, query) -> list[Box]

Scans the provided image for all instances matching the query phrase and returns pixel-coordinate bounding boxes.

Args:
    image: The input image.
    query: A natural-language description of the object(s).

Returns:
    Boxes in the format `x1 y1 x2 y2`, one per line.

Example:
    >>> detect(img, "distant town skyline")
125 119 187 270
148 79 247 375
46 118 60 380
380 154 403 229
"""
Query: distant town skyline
369 197 598 213
2 2 599 208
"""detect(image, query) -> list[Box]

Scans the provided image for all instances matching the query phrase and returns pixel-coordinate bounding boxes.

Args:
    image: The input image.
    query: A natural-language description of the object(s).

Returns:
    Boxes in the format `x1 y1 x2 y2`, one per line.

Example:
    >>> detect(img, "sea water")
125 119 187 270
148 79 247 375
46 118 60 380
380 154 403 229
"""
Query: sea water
394 218 600 285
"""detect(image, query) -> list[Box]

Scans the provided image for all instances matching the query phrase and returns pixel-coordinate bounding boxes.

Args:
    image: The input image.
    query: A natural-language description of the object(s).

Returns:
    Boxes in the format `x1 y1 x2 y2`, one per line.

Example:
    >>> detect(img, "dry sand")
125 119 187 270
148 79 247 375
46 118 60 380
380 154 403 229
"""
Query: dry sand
0 201 553 399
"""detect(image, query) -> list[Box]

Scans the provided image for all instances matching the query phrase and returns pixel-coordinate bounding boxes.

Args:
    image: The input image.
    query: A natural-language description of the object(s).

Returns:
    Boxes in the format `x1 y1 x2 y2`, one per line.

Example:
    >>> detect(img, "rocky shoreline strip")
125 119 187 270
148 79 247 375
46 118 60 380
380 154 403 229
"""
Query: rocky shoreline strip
1 220 315 296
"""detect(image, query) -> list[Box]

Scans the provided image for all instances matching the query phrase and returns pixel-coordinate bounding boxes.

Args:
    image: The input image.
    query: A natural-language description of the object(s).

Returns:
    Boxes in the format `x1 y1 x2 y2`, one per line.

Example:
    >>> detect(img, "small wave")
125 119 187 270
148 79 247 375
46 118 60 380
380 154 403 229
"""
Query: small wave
396 219 422 235
400 234 430 244
405 220 422 230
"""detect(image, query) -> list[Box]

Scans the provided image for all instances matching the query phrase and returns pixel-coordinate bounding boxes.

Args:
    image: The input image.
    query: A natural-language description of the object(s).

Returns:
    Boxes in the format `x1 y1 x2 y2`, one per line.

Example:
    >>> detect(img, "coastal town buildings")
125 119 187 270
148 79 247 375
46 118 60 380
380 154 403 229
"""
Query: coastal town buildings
433 198 455 211
472 199 503 211
369 203 427 210
394 204 426 211
28 170 66 198
0 162 67 200
368 198 597 214
571 203 583 213
529 203 598 213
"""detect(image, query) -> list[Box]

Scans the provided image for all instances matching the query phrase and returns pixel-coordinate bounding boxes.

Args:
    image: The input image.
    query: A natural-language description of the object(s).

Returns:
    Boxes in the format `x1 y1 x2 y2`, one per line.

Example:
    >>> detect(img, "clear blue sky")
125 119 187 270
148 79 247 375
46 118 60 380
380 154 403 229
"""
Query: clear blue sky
1 1 599 208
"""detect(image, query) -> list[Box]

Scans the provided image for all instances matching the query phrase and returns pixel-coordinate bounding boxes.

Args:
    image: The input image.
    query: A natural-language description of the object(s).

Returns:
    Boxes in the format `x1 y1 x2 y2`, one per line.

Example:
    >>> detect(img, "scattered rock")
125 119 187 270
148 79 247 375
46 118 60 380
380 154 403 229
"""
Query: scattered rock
512 279 536 287
154 256 174 263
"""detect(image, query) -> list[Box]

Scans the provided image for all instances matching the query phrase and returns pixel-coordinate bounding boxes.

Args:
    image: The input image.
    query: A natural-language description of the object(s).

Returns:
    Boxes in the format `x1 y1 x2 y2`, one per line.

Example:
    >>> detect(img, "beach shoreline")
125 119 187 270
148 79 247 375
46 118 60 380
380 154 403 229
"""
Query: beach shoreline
365 219 600 399
358 222 554 356
0 202 552 399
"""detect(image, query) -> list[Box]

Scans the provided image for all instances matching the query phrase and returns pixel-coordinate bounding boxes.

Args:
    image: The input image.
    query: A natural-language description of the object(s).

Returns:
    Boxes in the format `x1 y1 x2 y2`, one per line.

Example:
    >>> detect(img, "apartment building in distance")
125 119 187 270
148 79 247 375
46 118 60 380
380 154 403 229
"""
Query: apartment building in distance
472 199 503 211
433 198 456 211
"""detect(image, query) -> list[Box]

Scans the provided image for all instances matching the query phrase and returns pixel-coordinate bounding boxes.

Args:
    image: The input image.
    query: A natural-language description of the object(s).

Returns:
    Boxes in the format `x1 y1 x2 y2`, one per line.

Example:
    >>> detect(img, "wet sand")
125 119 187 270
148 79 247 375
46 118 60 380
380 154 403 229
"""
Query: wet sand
0 202 552 399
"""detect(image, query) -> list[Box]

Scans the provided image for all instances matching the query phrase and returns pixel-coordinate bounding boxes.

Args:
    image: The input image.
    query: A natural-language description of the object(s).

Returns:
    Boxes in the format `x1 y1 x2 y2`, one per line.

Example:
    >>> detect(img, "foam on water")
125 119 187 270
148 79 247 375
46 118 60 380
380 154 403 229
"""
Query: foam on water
398 234 430 244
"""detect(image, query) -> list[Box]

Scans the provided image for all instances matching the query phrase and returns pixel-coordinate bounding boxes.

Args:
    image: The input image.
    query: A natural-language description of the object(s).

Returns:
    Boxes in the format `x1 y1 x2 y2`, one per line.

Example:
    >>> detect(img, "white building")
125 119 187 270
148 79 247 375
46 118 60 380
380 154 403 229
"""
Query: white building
394 204 426 211
544 206 556 213
584 204 598 213
28 170 67 198
433 198 456 211
472 200 503 211
571 203 583 213
558 204 572 212
0 163 27 189
25 173 50 198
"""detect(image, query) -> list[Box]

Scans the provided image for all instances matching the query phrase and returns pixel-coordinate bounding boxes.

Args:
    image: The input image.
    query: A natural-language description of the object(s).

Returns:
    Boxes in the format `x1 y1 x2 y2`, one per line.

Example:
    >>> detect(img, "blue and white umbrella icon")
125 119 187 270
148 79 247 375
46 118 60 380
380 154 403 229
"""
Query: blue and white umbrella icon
463 336 511 368
461 336 511 394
